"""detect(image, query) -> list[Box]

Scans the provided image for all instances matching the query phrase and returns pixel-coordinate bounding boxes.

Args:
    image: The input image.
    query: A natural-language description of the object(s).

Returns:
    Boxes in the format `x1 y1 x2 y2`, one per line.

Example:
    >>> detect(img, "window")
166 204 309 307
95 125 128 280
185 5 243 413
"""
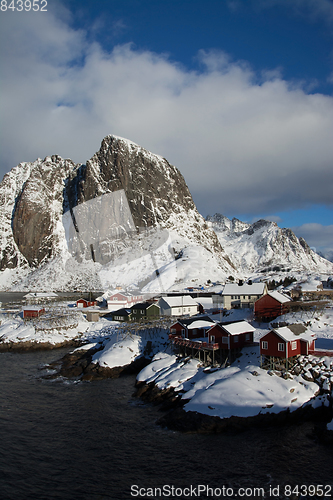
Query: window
141 310 144 314
291 341 297 350
211 335 215 343
262 341 268 350
278 343 285 352
245 333 250 340
234 336 238 343
171 329 176 334
222 337 228 344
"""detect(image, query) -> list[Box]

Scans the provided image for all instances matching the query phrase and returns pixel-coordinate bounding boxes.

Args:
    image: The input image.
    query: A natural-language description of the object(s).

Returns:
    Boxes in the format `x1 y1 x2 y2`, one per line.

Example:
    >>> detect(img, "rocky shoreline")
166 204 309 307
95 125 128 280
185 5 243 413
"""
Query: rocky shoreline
41 343 151 381
0 339 82 353
133 378 333 436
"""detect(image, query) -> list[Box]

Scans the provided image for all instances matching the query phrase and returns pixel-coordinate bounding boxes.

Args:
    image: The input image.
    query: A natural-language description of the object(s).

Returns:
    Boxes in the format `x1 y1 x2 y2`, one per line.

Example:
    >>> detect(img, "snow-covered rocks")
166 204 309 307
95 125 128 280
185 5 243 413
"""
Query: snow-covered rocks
92 334 142 369
292 354 333 392
137 347 321 420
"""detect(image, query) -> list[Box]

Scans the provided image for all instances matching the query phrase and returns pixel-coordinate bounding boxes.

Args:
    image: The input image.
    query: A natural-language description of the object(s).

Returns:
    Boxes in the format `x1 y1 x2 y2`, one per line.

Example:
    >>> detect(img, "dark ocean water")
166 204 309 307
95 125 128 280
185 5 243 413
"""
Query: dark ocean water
0 349 332 500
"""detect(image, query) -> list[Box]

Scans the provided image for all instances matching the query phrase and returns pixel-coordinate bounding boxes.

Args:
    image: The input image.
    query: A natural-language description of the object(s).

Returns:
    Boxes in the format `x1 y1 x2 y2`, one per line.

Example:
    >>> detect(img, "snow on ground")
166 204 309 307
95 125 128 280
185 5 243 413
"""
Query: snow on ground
0 302 116 345
137 347 320 419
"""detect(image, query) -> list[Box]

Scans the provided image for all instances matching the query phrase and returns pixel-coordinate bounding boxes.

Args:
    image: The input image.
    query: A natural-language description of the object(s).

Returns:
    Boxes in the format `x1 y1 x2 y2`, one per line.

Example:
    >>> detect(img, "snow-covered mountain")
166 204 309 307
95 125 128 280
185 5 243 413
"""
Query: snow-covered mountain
0 136 332 292
0 136 235 291
206 213 333 276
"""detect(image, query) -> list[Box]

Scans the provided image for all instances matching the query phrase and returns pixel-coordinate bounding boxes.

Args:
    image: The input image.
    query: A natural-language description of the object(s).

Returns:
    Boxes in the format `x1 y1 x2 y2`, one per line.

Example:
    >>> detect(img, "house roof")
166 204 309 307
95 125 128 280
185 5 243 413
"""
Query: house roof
186 319 216 330
171 316 216 330
267 326 315 344
159 296 198 308
267 291 291 304
222 283 266 296
131 302 158 310
218 320 256 336
110 308 132 316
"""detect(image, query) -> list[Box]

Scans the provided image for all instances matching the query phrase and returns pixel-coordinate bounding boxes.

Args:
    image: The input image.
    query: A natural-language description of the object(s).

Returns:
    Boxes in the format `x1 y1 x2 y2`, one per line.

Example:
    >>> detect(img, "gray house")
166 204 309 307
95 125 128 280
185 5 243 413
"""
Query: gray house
213 282 268 310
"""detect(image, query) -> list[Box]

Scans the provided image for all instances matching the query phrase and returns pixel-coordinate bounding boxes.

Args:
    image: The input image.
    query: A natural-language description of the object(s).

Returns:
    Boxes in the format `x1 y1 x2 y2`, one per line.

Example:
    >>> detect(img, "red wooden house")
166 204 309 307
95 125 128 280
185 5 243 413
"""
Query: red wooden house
260 327 315 362
170 316 216 340
254 291 291 320
76 298 97 308
207 320 256 350
23 306 45 319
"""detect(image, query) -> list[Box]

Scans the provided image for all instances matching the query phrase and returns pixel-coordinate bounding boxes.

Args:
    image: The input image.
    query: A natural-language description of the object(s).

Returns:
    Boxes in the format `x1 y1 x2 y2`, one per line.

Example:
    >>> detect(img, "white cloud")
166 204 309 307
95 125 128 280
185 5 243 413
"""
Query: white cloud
0 6 333 222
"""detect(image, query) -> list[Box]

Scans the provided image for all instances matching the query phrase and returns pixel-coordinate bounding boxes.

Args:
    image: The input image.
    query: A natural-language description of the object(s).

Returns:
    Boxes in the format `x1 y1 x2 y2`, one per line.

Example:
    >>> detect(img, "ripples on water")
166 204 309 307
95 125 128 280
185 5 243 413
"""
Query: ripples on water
0 350 332 500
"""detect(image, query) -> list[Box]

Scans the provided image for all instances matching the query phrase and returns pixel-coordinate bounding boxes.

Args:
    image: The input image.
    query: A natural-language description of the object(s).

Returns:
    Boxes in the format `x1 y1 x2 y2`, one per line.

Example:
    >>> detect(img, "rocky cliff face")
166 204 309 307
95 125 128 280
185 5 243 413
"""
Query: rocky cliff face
68 136 196 227
11 156 77 267
0 136 232 291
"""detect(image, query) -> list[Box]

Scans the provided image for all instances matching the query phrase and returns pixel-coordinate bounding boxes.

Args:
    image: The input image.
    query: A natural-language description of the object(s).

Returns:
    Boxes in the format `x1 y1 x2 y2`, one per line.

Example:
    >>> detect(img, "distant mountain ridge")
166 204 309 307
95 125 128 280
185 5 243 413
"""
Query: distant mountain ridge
206 213 333 275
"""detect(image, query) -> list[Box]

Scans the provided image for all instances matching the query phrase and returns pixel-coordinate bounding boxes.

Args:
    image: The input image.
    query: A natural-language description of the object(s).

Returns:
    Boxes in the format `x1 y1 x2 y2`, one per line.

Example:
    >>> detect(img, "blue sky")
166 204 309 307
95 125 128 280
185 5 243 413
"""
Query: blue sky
0 0 332 254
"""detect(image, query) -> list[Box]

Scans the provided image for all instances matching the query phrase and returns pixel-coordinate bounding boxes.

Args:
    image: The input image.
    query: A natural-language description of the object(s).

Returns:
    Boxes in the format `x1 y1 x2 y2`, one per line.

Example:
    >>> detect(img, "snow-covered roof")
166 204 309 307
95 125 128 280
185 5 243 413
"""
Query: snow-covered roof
160 296 198 308
131 301 156 310
272 327 314 343
110 308 132 316
219 320 256 335
187 320 216 330
222 283 266 295
267 291 291 304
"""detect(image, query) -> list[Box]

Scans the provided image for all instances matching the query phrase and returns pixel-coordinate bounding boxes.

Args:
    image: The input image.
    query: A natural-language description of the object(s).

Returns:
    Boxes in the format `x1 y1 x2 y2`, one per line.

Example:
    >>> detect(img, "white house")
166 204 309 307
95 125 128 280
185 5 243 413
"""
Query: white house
158 296 198 316
107 292 144 311
213 282 268 310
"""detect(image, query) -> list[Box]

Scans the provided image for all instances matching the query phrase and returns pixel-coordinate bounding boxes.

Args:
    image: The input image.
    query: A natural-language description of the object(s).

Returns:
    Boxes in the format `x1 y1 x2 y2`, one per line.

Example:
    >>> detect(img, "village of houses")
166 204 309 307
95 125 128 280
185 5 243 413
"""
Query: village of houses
2 279 333 370
1 278 333 425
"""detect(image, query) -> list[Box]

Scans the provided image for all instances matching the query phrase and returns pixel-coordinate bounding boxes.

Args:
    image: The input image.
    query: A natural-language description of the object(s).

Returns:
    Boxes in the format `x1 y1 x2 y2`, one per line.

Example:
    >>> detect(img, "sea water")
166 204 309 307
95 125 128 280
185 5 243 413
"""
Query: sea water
0 349 332 500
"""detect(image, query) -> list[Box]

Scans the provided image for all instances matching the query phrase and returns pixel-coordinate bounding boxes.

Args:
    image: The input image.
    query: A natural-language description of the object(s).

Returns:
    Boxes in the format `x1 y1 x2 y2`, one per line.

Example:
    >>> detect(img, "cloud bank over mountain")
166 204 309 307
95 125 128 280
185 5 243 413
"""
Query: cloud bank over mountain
1 5 332 225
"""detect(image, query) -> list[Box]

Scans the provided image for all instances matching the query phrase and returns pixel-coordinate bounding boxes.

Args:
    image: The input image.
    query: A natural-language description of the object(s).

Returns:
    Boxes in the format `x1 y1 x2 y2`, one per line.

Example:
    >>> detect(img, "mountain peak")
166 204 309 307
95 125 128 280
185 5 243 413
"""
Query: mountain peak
0 135 234 291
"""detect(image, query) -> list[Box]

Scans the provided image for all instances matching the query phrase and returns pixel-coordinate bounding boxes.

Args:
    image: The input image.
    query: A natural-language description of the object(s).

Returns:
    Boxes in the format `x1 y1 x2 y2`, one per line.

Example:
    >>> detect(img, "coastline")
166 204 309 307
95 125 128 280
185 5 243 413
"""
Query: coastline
0 338 84 353
1 301 333 438
35 342 333 437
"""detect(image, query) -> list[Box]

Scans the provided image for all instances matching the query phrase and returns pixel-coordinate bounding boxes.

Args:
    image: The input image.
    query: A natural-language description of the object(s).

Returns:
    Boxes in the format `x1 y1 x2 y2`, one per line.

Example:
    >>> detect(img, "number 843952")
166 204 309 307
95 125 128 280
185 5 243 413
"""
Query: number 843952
1 0 47 11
